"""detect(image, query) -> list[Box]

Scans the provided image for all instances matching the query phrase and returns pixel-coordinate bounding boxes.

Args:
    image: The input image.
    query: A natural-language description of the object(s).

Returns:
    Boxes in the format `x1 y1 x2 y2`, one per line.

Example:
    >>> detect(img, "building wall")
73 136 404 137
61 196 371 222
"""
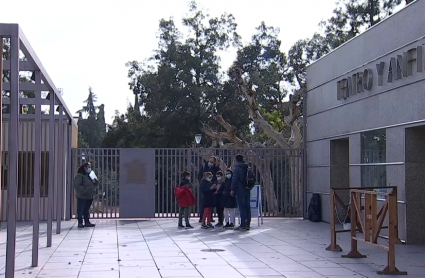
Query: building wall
305 0 425 243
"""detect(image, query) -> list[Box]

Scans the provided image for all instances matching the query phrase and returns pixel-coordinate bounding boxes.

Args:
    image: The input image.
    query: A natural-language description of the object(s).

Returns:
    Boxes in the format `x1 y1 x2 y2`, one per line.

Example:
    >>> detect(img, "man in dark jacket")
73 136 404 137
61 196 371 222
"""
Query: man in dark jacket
231 154 251 230
198 156 221 222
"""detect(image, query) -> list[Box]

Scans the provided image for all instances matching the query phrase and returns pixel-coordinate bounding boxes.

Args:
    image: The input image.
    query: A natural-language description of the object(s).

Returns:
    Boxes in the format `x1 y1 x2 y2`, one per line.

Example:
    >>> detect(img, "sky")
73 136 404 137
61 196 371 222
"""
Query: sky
1 0 338 123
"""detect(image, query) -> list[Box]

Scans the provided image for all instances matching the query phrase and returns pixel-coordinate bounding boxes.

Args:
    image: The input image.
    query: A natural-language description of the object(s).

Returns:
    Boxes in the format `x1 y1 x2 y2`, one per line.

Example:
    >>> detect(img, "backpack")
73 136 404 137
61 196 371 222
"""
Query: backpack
308 193 321 222
245 168 256 190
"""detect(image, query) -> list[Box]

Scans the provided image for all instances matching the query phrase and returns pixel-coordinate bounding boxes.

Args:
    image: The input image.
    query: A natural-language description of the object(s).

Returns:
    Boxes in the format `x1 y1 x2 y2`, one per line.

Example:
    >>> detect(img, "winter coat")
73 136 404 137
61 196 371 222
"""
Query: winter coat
74 173 98 200
179 178 193 189
200 179 216 207
197 162 221 183
222 177 237 208
174 185 196 208
231 161 249 193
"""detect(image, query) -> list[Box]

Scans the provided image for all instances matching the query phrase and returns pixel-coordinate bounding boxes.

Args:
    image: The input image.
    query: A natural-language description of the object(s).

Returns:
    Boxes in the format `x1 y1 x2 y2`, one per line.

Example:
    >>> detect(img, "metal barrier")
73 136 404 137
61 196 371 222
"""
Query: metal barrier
328 187 406 275
71 148 303 218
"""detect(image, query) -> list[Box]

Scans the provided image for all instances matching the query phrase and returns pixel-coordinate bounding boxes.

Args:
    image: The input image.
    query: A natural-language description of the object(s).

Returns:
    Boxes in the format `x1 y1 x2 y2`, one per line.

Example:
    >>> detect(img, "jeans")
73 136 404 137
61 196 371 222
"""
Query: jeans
236 190 251 227
178 207 190 226
77 198 93 224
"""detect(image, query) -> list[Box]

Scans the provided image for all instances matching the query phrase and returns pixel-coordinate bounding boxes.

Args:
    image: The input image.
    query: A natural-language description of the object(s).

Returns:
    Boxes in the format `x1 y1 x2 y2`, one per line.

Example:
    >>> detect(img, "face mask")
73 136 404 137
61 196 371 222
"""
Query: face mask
208 162 213 167
206 177 212 182
226 174 231 179
217 177 222 181
87 168 92 174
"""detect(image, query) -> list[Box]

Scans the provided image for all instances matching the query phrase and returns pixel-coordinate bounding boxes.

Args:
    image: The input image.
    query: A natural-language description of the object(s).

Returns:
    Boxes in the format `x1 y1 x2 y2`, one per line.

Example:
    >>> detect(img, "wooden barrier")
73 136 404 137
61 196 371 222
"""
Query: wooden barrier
326 186 391 252
341 188 406 275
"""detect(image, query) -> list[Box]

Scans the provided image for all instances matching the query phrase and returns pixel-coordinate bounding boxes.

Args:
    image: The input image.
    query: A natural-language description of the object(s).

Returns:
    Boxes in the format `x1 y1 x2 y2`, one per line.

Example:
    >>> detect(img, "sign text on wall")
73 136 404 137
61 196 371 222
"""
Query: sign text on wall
337 45 423 100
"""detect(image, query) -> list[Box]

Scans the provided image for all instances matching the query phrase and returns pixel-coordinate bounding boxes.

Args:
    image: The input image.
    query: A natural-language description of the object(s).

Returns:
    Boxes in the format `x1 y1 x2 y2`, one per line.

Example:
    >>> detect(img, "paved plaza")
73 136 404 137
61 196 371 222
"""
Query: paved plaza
0 218 424 278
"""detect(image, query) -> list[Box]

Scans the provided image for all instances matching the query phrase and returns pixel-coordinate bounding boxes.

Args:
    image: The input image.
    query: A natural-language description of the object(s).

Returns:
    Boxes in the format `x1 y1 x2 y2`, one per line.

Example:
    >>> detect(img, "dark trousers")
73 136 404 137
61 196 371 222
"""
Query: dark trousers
77 198 93 224
199 197 214 221
236 191 251 227
215 196 224 224
178 207 190 226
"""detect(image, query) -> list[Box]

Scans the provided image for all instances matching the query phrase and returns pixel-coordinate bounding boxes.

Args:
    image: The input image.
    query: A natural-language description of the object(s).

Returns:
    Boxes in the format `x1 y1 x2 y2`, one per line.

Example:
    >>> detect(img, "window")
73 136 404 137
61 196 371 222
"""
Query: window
361 129 387 188
1 151 49 197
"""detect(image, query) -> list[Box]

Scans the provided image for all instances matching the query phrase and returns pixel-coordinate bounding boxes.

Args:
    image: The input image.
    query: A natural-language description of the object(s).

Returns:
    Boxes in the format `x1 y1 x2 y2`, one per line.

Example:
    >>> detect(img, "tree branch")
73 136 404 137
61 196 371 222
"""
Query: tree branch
231 63 294 149
201 115 247 148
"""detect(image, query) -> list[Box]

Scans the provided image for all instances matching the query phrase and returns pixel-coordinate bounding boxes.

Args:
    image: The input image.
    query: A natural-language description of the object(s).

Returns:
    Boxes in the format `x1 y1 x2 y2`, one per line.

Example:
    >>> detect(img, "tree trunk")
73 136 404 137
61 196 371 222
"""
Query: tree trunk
247 151 279 215
289 153 303 216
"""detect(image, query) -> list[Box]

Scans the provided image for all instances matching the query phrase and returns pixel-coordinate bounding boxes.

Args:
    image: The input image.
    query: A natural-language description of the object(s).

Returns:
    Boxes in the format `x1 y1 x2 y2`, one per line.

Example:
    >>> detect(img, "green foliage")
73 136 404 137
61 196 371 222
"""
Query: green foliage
105 0 406 148
287 0 403 90
106 1 248 148
77 87 106 148
320 0 403 49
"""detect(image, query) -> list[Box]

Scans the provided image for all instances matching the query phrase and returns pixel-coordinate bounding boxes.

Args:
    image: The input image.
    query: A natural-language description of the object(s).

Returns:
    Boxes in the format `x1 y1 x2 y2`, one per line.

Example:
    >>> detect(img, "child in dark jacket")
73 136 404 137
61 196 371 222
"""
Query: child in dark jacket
174 171 196 229
200 171 216 229
222 169 237 228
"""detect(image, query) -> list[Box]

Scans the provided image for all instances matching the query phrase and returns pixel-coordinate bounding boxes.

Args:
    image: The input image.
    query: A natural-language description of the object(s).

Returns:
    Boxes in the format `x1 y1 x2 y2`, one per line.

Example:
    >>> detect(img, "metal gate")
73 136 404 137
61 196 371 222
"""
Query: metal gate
71 148 120 218
71 148 303 219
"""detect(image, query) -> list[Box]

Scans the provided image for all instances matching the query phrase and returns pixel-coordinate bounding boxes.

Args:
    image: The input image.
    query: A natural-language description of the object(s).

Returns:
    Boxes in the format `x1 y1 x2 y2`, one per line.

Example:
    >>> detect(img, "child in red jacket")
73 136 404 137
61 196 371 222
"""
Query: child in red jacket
174 171 196 229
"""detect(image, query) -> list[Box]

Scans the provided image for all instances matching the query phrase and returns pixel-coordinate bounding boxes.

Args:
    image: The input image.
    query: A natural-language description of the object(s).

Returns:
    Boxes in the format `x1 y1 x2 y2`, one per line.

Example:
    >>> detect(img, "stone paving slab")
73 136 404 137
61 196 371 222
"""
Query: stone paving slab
0 218 424 277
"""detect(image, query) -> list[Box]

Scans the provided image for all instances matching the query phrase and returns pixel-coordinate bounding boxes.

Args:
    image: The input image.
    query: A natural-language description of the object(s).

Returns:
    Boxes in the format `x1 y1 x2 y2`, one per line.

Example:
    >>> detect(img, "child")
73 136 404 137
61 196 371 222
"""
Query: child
200 172 216 229
214 171 225 227
174 171 196 229
222 169 237 228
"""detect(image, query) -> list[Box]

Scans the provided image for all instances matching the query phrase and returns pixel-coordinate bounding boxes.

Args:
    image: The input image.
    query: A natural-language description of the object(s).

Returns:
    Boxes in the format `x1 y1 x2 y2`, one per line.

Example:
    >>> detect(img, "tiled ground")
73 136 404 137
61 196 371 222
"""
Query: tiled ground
0 218 424 278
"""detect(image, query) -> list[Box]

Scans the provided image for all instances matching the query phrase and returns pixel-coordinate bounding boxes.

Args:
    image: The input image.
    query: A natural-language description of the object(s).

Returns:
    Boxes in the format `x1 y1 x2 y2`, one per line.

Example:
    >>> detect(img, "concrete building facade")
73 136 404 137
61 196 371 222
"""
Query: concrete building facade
305 0 425 244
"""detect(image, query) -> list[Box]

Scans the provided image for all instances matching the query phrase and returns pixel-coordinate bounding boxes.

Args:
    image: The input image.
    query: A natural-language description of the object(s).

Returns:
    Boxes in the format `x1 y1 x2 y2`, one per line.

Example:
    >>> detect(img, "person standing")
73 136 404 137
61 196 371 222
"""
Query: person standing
200 172 216 229
231 154 251 231
213 171 225 227
222 169 237 228
198 156 220 222
74 162 98 228
174 171 196 229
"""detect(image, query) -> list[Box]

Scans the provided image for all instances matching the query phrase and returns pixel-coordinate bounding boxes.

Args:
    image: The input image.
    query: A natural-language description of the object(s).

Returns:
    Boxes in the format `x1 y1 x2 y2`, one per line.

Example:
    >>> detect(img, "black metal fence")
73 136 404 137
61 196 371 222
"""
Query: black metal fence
71 148 303 218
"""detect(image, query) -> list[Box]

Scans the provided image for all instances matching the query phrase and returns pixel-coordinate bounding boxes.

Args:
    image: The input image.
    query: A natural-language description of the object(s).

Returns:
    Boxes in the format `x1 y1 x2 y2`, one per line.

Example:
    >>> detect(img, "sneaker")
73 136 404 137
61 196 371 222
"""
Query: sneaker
223 223 231 228
229 223 235 228
215 223 223 227
201 224 209 229
185 225 194 229
78 223 84 228
178 225 185 229
207 223 214 229
242 226 250 231
85 223 95 228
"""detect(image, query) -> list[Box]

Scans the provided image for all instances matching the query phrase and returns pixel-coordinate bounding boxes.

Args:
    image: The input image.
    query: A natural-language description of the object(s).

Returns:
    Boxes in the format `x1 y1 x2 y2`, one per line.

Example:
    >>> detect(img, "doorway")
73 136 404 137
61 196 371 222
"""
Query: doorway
405 126 425 244
330 139 350 204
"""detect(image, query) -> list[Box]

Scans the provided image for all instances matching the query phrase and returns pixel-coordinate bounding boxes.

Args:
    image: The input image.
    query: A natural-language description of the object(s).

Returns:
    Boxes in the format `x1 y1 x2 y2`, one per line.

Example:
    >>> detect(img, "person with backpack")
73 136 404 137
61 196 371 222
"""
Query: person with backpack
174 171 196 229
197 156 221 222
222 169 237 228
231 154 255 231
